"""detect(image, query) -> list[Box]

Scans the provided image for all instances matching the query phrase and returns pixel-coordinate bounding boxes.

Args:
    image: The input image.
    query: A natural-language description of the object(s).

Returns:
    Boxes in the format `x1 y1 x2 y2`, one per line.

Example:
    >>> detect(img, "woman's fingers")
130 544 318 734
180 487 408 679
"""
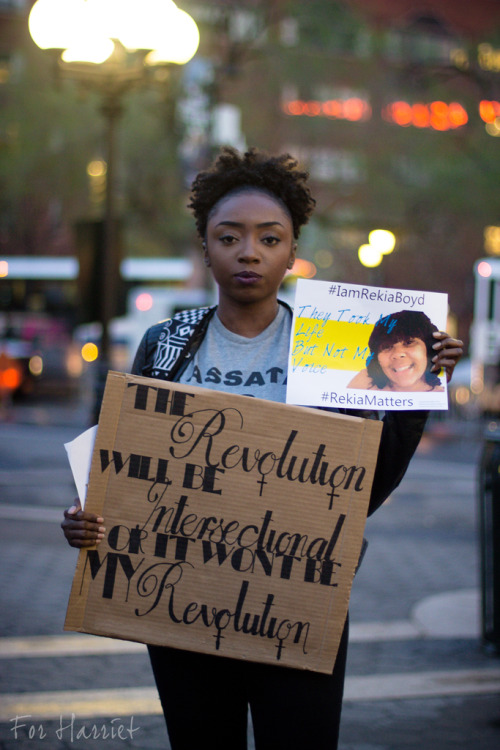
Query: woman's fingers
61 500 106 548
431 332 464 381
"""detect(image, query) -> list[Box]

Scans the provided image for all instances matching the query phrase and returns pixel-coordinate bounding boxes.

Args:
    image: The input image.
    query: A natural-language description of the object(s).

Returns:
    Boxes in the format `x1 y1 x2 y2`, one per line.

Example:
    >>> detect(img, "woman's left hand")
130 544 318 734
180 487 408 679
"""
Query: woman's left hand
431 332 464 383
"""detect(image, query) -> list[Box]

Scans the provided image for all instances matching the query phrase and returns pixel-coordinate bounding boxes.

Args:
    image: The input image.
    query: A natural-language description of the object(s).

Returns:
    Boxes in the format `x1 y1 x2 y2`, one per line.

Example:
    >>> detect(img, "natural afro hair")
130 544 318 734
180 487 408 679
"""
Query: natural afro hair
188 146 316 239
366 310 442 389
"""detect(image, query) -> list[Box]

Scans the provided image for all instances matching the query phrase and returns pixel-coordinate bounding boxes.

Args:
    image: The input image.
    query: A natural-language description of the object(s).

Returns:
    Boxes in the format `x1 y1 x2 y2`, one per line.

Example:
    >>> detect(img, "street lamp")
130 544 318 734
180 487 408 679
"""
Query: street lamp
358 229 396 271
28 0 199 417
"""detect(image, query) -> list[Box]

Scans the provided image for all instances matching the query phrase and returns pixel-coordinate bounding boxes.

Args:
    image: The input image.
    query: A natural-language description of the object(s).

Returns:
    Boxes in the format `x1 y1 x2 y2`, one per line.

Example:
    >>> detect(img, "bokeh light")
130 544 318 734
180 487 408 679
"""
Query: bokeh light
368 230 396 255
87 160 107 177
358 244 382 268
81 342 99 362
29 355 43 376
288 258 317 278
477 261 492 278
0 364 22 391
454 386 470 405
314 249 334 269
384 100 467 130
135 292 154 312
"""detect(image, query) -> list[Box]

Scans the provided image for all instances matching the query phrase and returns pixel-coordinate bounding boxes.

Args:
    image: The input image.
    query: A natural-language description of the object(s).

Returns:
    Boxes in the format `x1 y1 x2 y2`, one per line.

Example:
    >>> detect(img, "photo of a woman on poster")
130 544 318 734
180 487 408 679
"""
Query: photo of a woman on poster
347 310 445 392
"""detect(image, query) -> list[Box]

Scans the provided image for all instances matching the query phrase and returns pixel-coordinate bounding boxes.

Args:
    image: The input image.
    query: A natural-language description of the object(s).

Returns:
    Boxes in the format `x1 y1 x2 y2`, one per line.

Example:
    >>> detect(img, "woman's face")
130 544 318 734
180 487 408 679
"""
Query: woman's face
204 189 296 308
376 337 429 391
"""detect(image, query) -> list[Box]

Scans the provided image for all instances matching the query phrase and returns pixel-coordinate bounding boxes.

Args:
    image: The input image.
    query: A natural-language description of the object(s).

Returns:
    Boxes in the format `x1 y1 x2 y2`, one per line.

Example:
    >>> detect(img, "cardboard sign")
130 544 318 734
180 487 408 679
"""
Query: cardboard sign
65 372 382 673
287 279 449 411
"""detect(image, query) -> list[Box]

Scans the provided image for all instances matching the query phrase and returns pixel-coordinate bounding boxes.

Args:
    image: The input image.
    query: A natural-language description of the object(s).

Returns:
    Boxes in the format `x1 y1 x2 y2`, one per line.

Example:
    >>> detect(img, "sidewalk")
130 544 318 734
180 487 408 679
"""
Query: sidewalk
0 395 499 749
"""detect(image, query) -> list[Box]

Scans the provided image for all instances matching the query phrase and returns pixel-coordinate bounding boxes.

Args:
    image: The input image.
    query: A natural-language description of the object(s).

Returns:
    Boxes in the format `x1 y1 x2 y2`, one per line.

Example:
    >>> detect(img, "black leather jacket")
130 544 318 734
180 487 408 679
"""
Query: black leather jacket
131 305 428 517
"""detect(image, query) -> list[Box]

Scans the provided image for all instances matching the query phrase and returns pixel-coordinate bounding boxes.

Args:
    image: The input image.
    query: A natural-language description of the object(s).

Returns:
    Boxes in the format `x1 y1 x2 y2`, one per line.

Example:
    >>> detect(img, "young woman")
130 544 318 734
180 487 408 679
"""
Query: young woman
62 147 463 750
348 310 446 392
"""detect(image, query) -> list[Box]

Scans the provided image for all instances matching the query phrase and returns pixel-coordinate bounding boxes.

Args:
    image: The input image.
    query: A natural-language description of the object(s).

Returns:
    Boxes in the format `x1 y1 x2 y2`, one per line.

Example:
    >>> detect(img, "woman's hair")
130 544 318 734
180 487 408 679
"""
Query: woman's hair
188 146 316 239
366 310 441 388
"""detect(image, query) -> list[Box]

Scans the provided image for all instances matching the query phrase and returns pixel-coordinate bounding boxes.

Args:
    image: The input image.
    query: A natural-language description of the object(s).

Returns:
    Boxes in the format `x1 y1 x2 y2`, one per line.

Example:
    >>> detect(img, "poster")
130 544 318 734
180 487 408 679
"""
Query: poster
286 279 449 410
65 372 382 673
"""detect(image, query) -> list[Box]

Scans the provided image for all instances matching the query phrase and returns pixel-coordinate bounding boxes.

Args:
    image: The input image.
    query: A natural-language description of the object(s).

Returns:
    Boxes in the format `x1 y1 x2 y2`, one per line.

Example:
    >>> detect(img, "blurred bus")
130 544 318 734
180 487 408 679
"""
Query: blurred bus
470 258 500 414
0 255 208 393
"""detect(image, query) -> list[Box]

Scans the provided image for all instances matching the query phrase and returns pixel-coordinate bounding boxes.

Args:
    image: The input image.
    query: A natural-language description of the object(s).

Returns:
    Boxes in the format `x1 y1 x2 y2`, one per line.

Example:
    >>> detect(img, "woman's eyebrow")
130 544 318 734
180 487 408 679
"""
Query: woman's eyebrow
215 220 285 229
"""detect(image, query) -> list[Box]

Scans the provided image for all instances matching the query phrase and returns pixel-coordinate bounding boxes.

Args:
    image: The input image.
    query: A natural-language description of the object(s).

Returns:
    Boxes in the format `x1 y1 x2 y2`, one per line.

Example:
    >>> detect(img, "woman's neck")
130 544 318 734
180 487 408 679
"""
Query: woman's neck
216 298 280 338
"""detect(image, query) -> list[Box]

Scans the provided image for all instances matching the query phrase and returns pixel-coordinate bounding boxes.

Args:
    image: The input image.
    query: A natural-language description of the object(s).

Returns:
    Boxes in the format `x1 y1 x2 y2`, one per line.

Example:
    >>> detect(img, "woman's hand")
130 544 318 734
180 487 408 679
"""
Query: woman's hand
61 498 106 549
431 332 464 383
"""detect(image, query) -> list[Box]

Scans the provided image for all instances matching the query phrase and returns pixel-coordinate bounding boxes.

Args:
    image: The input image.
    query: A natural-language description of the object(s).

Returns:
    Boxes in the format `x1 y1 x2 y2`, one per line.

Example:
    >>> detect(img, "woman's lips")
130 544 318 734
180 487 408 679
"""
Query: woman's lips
391 363 412 373
234 271 262 284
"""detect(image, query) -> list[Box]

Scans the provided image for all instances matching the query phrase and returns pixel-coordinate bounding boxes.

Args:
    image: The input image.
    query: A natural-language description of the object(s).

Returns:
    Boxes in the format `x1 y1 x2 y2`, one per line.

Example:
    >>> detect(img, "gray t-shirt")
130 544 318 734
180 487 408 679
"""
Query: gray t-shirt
178 305 291 402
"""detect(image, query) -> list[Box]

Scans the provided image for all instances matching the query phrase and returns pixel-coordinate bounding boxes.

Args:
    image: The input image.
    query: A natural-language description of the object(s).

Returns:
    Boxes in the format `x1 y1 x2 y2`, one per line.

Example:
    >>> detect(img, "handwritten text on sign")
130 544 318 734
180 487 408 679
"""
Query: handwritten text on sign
66 374 382 673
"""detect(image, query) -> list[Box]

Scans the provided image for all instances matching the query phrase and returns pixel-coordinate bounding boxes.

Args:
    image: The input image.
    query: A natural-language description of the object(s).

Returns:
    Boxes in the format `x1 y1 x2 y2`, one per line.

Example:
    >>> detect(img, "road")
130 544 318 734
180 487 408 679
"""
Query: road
0 398 499 749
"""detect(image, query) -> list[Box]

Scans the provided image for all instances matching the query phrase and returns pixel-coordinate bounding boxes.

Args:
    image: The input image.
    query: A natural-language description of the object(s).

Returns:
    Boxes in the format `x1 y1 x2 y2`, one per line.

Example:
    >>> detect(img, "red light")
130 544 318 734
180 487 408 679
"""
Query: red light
284 98 467 129
0 353 22 392
284 100 305 116
431 101 448 116
304 101 322 116
0 367 22 391
448 103 468 128
478 261 492 278
135 292 153 312
479 100 500 123
344 97 365 121
391 101 412 126
322 99 342 118
386 100 467 130
283 98 371 122
412 103 430 128
429 101 448 131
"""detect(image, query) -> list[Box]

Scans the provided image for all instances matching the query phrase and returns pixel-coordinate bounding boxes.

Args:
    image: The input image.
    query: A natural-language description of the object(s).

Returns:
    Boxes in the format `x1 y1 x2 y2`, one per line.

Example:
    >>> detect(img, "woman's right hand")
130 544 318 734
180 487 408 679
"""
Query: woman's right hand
61 498 106 548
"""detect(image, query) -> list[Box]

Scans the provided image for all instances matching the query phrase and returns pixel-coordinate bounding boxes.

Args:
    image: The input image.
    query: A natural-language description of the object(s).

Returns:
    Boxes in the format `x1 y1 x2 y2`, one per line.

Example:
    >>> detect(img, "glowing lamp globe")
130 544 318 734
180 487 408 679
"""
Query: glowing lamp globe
28 0 84 50
358 244 382 268
145 10 200 65
368 229 396 255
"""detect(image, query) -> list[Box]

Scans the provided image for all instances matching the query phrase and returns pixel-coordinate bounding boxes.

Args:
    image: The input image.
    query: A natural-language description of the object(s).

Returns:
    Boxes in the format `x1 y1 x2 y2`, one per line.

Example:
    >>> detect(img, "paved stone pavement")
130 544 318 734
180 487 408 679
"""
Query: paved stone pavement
0 395 499 749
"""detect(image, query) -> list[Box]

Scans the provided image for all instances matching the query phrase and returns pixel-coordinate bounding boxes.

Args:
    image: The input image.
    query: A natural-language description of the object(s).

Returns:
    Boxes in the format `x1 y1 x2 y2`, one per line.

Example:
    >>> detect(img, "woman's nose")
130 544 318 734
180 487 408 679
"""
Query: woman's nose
238 238 260 262
391 344 405 359
391 344 406 358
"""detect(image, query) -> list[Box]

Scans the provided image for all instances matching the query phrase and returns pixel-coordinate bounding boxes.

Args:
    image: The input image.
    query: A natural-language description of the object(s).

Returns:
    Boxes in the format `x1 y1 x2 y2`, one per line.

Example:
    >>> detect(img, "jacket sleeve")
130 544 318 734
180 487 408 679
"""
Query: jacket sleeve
131 332 148 376
130 321 167 377
367 410 428 516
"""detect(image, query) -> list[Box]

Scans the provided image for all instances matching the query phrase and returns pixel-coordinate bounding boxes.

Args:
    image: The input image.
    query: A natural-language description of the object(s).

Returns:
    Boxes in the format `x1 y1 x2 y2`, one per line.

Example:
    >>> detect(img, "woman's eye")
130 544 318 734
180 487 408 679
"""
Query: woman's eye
262 236 280 246
219 235 237 245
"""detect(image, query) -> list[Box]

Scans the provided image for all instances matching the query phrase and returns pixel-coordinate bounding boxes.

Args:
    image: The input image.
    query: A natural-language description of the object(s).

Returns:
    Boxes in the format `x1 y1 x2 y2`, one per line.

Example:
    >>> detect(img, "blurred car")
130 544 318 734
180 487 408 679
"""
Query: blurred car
0 312 80 398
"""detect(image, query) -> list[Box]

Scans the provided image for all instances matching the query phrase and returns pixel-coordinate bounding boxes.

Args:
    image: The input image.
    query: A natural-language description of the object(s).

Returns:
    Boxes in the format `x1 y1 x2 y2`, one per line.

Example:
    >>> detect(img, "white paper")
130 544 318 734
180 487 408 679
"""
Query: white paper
64 425 98 507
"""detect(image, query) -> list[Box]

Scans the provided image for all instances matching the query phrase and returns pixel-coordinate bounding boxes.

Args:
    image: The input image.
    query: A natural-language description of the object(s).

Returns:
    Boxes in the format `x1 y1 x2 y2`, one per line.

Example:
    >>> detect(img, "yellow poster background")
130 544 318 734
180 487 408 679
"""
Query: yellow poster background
291 319 374 372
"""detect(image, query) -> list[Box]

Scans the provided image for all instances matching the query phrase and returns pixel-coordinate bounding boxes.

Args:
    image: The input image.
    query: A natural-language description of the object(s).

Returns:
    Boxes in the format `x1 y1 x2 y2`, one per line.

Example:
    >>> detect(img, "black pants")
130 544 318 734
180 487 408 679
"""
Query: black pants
147 618 348 750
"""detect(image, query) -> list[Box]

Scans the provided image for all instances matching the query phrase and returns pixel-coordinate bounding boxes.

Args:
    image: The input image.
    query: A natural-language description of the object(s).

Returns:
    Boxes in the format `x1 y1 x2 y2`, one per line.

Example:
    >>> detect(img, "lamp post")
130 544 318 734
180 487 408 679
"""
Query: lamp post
28 0 199 416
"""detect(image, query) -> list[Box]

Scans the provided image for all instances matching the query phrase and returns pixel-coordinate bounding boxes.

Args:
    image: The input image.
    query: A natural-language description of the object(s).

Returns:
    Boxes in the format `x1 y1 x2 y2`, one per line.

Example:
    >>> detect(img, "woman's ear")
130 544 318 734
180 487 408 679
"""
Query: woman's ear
287 244 298 269
202 241 211 267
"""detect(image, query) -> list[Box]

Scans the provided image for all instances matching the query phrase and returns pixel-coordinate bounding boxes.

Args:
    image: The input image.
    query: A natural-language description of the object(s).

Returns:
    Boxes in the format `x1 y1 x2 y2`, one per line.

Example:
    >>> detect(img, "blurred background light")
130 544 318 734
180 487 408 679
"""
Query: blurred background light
358 243 382 268
314 249 334 270
28 0 83 51
81 342 99 362
135 292 154 312
29 355 44 376
288 258 317 278
368 229 396 255
477 261 493 278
